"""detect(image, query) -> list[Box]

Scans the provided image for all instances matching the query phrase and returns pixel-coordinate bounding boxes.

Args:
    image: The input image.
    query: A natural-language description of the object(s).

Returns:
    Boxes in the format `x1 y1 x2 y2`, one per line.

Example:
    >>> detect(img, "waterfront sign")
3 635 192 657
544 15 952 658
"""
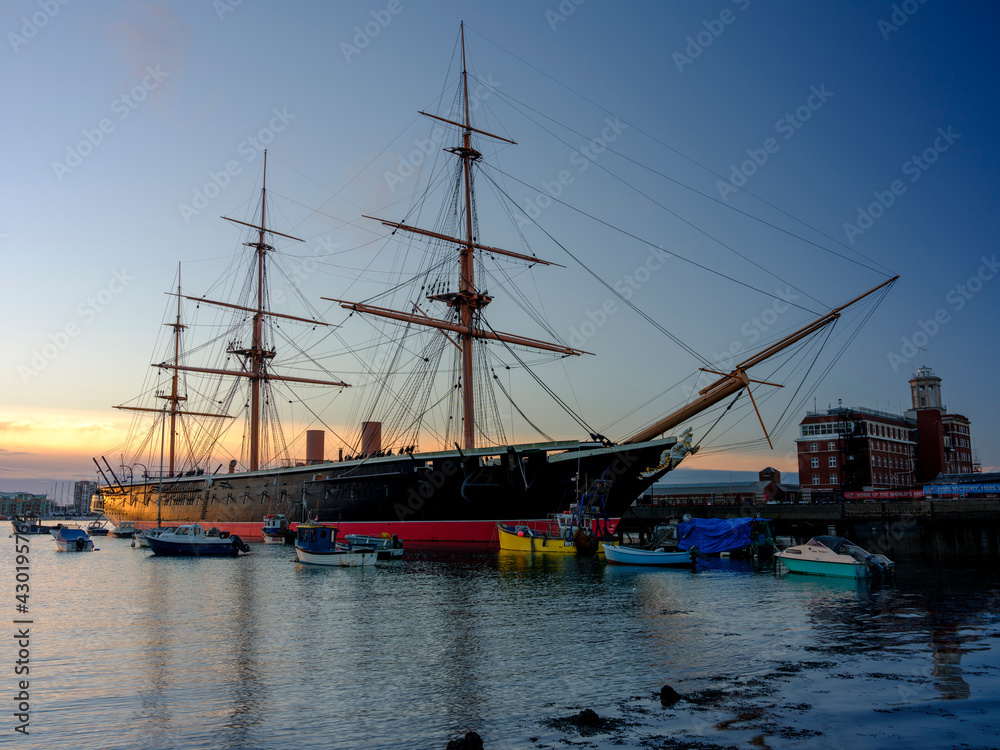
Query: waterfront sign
924 484 1000 495
844 490 924 500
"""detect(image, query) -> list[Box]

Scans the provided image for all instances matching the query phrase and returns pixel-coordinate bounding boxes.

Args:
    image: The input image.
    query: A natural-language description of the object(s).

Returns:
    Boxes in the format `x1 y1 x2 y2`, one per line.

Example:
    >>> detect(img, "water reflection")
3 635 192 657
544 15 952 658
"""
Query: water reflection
788 562 1000 701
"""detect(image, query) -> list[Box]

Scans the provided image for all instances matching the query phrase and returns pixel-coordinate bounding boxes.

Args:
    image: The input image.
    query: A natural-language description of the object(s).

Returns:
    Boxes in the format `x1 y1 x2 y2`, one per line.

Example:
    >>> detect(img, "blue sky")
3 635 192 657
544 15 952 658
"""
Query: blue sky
3 1 998 494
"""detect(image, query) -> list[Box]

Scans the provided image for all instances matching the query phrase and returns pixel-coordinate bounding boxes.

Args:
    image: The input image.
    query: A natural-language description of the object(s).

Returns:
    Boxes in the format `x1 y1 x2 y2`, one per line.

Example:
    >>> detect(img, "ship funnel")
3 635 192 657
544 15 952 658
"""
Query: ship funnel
361 421 382 455
306 430 325 464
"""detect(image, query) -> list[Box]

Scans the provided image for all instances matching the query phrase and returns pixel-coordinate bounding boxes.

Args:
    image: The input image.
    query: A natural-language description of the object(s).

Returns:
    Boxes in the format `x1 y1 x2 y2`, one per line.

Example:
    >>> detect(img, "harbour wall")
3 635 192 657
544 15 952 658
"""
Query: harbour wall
624 500 1000 560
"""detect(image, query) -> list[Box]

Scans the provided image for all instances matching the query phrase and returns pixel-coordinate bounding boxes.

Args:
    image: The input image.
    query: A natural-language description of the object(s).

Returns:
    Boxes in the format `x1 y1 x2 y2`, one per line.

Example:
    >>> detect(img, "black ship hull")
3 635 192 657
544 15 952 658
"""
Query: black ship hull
96 437 685 543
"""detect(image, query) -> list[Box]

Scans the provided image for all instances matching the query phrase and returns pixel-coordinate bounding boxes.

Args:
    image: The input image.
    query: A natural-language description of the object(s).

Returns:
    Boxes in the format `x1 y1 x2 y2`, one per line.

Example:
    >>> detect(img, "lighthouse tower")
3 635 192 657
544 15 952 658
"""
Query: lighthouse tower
909 366 943 410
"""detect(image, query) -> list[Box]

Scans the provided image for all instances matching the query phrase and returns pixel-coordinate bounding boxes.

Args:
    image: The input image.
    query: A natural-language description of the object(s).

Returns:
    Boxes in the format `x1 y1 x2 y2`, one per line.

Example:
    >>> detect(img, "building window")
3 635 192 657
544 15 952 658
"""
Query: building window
828 456 837 468
809 442 818 451
829 473 837 484
811 457 819 468
812 474 821 485
827 441 835 451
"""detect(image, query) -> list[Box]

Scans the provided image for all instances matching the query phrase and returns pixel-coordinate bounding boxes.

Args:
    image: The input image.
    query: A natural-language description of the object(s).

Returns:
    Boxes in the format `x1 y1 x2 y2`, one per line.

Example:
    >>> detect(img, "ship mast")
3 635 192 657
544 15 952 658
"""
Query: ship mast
328 23 584 450
119 152 350 474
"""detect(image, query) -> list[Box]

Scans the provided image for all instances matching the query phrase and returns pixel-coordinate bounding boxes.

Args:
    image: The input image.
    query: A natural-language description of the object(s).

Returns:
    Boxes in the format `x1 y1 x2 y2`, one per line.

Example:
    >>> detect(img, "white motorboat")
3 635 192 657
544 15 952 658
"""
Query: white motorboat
145 524 250 557
776 536 894 580
51 526 96 552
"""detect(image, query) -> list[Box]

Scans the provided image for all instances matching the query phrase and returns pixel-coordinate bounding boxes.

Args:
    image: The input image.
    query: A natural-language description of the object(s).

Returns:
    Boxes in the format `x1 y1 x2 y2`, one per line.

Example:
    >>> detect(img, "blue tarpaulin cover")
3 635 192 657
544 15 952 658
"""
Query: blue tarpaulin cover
676 517 766 554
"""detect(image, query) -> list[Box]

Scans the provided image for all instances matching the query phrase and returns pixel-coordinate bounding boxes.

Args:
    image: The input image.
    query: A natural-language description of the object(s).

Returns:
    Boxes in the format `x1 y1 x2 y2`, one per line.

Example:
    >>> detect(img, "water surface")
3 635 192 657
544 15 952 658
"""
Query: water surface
6 531 999 749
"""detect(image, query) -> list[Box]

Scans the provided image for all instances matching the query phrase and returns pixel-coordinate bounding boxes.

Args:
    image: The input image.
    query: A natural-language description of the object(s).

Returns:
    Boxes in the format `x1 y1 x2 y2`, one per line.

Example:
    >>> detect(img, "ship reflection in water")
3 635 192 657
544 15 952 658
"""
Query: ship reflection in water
27 536 1000 749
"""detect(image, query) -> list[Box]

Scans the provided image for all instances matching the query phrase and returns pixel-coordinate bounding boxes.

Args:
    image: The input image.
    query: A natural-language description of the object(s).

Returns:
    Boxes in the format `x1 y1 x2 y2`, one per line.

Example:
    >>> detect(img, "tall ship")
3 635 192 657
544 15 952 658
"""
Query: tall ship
94 26 897 543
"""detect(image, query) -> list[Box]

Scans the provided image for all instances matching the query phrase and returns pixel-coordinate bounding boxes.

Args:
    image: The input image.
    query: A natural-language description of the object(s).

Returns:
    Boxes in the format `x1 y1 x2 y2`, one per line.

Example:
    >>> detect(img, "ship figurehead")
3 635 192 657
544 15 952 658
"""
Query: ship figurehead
640 428 698 479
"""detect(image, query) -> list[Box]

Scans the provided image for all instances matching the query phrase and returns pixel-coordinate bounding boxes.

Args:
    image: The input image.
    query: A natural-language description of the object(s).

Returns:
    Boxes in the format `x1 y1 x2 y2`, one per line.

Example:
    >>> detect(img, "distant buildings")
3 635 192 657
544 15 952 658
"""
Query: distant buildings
0 492 52 517
796 366 976 499
640 467 800 506
73 480 98 515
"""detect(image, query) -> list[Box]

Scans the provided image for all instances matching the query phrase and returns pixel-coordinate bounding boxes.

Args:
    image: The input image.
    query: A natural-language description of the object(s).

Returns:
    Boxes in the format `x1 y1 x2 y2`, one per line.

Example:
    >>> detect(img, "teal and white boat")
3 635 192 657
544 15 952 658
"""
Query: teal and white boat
776 536 893 580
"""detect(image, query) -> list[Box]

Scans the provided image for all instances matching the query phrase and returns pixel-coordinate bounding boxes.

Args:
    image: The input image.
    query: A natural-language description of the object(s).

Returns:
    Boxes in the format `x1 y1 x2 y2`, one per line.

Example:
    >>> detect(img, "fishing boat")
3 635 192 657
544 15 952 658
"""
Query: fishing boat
144 524 250 557
603 544 695 567
295 522 378 567
93 25 898 547
261 514 291 544
51 526 96 552
776 536 894 580
86 519 110 536
10 514 53 535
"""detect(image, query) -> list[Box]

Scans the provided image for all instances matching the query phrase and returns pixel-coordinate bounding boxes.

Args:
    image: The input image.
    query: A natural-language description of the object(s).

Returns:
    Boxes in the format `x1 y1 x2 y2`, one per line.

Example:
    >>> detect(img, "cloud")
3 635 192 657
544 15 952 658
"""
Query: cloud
107 1 190 80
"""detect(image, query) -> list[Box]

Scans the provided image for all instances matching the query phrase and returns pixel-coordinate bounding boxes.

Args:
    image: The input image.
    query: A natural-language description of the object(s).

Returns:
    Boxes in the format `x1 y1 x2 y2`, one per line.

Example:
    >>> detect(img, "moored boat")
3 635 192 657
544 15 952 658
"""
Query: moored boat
87 519 110 536
145 524 250 557
112 521 137 538
496 521 607 556
677 516 774 559
603 544 695 568
343 533 404 560
11 514 53 535
51 526 96 552
776 536 894 580
261 514 291 544
295 522 377 567
132 526 174 548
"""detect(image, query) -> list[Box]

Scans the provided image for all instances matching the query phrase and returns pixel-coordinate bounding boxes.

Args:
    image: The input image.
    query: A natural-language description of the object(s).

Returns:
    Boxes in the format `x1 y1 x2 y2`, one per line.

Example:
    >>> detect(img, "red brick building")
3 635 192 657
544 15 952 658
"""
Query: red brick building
796 405 916 496
905 367 974 479
795 366 974 497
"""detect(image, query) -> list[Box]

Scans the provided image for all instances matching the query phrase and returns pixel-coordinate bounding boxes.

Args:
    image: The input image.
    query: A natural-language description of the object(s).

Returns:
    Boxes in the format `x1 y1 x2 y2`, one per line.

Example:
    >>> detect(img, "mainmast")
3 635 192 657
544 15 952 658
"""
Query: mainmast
330 23 583 450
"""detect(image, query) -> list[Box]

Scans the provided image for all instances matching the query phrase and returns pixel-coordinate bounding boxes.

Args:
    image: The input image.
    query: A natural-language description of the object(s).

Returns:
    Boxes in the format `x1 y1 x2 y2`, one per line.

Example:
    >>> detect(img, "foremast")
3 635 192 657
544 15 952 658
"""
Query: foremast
326 23 585 450
118 152 351 474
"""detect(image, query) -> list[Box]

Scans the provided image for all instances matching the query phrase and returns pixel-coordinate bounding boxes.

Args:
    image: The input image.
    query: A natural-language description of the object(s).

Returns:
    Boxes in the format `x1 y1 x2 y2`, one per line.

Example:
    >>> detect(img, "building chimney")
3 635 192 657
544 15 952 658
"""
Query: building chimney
306 430 325 464
361 421 382 455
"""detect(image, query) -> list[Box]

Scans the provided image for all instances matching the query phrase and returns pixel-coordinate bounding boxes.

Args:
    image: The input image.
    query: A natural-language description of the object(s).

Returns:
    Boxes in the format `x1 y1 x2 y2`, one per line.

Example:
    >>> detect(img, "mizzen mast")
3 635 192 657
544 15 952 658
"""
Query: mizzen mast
115 264 233 476
128 151 350 474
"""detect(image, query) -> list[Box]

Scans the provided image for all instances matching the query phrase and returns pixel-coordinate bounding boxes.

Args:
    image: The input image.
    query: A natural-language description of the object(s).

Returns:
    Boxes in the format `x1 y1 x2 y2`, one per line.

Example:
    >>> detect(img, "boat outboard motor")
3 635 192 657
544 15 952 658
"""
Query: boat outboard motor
231 535 250 554
76 538 86 551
